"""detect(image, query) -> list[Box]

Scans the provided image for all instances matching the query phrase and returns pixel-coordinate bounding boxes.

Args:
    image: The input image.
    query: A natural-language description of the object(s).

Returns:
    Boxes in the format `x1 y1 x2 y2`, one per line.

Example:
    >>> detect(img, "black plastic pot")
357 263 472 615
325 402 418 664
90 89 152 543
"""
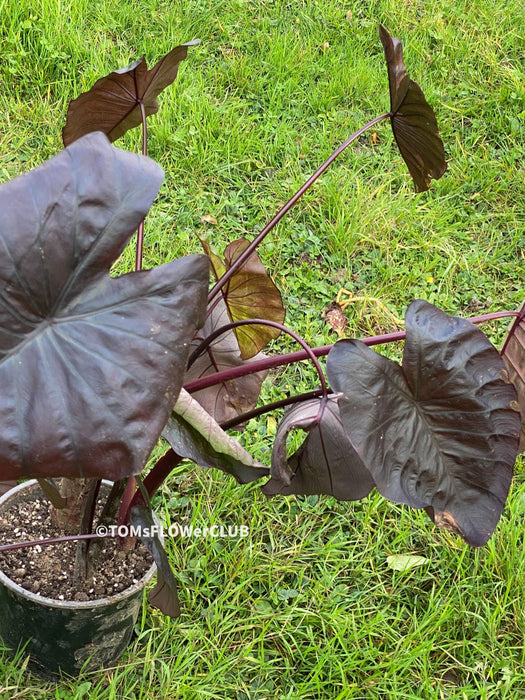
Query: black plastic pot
0 480 157 679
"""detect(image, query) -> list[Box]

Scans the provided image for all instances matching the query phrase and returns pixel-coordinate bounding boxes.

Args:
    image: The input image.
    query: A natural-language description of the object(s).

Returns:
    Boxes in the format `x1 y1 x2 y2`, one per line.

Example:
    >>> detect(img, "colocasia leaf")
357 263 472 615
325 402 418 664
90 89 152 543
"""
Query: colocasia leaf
184 298 267 425
201 237 285 360
62 40 200 145
163 389 269 483
130 505 180 618
379 25 447 192
262 396 375 500
0 132 209 481
326 300 520 547
501 302 525 452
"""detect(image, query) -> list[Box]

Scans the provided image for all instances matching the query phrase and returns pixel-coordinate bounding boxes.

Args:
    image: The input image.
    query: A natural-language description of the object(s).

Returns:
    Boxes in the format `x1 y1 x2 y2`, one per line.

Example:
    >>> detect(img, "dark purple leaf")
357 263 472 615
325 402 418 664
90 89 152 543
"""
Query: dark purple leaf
62 40 199 146
262 396 375 499
501 301 525 452
162 389 269 483
130 505 180 618
379 25 447 192
326 300 520 547
0 132 209 481
147 574 180 619
183 298 267 425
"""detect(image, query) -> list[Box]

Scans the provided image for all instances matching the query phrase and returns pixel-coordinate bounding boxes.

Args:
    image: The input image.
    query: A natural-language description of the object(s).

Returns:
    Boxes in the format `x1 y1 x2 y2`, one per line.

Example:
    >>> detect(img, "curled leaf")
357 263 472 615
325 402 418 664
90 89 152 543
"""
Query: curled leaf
326 300 520 547
130 505 180 618
163 389 268 483
63 40 200 145
379 25 447 192
262 396 375 499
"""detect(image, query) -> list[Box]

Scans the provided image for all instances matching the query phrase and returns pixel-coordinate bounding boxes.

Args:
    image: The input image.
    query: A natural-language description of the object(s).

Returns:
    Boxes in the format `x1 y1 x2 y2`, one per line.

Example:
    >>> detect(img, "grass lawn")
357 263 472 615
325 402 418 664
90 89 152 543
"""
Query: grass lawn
1 0 524 697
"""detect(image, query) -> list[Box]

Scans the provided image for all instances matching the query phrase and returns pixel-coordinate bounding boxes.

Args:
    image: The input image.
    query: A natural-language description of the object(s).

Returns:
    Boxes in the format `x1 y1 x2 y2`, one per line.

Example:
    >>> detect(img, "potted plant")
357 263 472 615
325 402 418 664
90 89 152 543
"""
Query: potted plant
0 26 523 678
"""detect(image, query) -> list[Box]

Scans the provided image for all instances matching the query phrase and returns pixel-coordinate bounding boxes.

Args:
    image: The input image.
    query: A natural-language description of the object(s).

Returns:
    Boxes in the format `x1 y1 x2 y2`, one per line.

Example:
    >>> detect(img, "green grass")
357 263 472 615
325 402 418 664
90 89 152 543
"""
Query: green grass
1 0 525 697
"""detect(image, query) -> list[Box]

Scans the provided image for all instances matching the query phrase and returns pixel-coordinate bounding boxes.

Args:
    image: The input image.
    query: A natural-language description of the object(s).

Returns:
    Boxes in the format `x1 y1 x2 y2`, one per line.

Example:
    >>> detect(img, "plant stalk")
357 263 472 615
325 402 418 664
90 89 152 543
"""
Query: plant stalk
134 99 148 272
183 310 520 395
220 388 326 430
208 113 391 303
188 318 329 396
0 533 107 554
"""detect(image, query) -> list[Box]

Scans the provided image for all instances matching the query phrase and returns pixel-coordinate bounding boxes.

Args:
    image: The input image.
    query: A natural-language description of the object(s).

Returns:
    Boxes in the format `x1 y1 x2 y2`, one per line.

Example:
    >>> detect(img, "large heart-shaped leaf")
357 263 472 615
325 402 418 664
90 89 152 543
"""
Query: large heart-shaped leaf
183 298 267 425
201 237 285 360
0 131 209 481
326 300 520 546
379 25 447 192
261 396 375 499
62 40 199 146
501 301 525 452
162 389 269 483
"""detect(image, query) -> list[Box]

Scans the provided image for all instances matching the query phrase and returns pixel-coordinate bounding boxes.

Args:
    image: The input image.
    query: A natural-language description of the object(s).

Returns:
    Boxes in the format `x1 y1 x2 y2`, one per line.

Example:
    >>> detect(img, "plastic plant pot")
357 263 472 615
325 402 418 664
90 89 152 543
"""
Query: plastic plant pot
0 480 156 679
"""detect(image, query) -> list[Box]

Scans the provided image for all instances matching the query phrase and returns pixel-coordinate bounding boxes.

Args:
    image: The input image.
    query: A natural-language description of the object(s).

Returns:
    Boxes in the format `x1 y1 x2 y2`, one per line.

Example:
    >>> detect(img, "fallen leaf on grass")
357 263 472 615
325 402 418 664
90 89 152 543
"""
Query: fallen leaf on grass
200 214 218 225
386 554 430 572
322 302 347 338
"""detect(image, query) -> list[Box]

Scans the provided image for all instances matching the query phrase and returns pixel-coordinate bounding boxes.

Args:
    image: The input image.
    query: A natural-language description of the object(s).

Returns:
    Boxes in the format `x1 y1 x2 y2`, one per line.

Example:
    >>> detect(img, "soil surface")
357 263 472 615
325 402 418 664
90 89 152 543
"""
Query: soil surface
0 491 154 602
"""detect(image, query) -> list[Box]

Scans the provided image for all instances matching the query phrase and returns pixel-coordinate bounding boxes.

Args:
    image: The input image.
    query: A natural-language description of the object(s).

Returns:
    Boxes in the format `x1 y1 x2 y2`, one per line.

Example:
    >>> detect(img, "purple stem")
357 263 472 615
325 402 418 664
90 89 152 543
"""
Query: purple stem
500 302 525 355
0 533 107 554
134 100 148 272
183 310 520 395
128 449 183 511
220 388 325 430
188 318 328 395
117 476 137 527
208 113 391 303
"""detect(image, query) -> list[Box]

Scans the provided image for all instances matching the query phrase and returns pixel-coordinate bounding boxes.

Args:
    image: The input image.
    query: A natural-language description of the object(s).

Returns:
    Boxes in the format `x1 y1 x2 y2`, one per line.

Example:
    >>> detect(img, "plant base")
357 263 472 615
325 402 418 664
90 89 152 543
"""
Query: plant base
0 481 157 679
